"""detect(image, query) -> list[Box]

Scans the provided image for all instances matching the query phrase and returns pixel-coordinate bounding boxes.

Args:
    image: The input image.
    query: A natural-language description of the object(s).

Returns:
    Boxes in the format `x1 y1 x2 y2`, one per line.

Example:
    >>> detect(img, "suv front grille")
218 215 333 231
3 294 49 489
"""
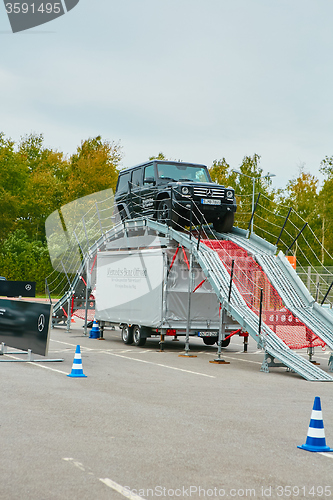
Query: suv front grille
193 186 226 199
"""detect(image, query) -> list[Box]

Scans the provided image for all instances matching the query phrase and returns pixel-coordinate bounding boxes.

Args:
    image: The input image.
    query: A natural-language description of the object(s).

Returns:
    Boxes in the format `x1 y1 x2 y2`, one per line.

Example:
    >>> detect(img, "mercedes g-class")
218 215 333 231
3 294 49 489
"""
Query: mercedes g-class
114 160 236 233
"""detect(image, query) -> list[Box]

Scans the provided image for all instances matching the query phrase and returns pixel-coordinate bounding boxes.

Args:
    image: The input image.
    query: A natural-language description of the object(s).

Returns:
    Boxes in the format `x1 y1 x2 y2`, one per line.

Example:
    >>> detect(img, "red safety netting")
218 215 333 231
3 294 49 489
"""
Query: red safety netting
73 291 95 322
202 239 326 350
73 309 95 322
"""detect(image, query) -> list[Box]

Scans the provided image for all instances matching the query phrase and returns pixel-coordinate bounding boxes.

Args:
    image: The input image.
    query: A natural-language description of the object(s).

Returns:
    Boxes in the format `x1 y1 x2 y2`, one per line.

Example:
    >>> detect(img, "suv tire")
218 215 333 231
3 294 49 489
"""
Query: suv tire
157 199 179 228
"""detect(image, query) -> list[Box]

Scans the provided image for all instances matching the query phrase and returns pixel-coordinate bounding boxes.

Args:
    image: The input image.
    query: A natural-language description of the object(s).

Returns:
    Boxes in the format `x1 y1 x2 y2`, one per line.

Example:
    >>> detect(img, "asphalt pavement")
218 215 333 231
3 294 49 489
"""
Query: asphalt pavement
1 319 333 500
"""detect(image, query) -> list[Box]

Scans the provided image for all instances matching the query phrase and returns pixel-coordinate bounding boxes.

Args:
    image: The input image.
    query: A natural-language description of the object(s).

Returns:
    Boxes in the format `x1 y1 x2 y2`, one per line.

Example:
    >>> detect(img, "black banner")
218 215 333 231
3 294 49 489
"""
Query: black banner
0 299 52 356
0 281 36 297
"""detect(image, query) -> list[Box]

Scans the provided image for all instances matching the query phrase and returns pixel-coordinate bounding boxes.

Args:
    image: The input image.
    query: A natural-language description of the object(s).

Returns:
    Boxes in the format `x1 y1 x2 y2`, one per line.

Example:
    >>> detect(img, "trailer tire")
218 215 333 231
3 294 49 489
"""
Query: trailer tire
133 325 146 347
203 337 218 346
217 337 231 347
122 325 133 345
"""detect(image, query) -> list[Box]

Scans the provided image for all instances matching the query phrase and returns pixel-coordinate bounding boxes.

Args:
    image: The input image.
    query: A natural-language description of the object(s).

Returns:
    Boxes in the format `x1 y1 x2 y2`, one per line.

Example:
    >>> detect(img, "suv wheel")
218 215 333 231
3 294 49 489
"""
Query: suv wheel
213 212 234 233
157 199 179 228
114 205 127 225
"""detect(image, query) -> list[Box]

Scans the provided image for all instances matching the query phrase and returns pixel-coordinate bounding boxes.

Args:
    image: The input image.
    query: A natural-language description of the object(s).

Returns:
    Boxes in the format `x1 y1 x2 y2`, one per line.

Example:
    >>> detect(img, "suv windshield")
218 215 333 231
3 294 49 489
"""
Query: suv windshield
157 164 210 183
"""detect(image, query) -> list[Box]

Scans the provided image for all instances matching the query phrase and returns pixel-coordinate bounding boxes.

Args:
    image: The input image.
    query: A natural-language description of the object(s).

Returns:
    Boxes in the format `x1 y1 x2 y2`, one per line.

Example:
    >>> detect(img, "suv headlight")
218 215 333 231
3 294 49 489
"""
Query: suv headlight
181 186 189 195
226 190 234 199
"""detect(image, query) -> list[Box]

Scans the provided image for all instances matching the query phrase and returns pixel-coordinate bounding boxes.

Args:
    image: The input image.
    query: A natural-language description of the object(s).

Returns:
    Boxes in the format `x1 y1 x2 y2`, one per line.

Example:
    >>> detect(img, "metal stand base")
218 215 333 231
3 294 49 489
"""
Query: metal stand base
307 346 319 365
179 354 197 358
0 345 63 363
209 359 230 364
260 352 285 373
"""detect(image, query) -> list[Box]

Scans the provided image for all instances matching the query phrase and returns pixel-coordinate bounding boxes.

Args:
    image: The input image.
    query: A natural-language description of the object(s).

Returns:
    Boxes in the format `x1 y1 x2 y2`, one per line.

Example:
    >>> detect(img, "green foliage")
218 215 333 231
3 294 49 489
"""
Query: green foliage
65 136 122 201
2 129 333 292
209 158 235 187
320 155 333 178
149 152 167 160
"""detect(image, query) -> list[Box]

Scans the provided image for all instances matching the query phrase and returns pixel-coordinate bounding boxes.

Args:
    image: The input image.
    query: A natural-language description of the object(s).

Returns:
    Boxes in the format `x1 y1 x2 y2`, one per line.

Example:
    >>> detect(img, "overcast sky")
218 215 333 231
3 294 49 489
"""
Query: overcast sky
1 0 333 189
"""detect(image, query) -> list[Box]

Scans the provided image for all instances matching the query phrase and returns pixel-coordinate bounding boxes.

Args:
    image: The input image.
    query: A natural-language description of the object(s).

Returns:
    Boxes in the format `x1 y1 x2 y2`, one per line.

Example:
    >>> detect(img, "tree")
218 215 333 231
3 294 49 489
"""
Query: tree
231 154 276 233
0 132 30 240
209 158 235 187
65 136 122 202
149 152 167 160
0 229 54 293
16 133 70 241
318 157 333 264
280 168 321 265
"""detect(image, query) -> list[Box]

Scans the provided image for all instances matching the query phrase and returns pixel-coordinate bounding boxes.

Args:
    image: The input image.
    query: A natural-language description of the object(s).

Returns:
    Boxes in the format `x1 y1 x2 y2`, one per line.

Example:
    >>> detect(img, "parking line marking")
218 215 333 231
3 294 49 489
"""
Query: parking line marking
102 351 216 378
319 452 333 459
1 354 69 374
205 352 262 365
100 478 146 499
51 339 216 377
224 356 262 365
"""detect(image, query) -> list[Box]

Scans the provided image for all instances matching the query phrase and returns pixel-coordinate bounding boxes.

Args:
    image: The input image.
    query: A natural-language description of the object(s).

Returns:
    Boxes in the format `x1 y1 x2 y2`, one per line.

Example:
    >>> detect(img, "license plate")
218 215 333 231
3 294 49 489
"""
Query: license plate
201 198 221 205
198 332 218 337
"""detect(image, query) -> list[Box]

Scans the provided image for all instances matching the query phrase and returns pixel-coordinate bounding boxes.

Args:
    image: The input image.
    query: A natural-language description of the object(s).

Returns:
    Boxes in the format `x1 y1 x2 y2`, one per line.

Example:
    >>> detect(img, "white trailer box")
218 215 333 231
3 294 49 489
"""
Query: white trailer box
96 248 165 326
95 245 236 346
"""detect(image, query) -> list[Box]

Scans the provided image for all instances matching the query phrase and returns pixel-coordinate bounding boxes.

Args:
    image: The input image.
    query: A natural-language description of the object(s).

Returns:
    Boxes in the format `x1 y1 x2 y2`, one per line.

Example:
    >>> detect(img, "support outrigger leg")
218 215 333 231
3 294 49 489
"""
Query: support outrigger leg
210 304 230 365
179 252 197 358
328 352 333 373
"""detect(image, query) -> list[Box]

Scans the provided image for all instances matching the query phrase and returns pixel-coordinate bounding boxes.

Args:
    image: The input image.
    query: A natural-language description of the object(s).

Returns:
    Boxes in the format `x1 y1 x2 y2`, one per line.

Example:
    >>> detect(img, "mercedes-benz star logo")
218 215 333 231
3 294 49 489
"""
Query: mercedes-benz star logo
38 314 45 332
206 188 213 197
25 284 32 291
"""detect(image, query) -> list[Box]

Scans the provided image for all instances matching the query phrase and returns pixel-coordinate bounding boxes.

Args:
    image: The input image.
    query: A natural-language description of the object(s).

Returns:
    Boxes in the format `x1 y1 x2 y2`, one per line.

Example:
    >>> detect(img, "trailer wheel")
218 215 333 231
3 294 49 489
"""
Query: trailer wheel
217 337 231 347
222 337 231 347
203 337 218 346
133 326 146 347
122 325 133 345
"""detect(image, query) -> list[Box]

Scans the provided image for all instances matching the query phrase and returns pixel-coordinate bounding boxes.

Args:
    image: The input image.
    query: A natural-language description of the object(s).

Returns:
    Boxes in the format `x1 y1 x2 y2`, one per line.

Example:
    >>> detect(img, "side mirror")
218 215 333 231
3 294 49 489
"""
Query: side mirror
144 177 155 185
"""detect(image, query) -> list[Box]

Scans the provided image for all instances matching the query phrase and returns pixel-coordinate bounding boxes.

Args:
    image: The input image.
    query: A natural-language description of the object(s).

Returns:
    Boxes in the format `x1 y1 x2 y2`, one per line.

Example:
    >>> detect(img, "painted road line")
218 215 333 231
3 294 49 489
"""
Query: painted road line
63 458 145 498
102 351 216 378
52 339 216 377
51 339 95 351
205 352 262 365
1 354 69 375
224 356 262 365
100 478 146 500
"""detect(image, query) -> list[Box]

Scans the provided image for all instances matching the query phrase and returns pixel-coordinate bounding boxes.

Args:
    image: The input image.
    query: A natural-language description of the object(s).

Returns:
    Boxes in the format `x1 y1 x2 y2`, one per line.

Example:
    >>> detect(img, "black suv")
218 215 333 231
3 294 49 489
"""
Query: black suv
114 160 236 233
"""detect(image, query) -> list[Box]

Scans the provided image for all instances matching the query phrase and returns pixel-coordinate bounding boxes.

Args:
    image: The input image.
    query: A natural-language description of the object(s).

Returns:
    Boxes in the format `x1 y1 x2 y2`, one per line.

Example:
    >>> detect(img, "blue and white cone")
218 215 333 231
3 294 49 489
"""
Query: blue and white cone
67 345 87 378
89 318 100 339
298 397 333 452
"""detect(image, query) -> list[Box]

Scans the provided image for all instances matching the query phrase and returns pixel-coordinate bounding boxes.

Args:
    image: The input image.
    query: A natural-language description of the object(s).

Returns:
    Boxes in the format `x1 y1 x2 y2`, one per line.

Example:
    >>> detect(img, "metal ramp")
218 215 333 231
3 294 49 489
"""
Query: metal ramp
52 218 333 381
223 227 333 352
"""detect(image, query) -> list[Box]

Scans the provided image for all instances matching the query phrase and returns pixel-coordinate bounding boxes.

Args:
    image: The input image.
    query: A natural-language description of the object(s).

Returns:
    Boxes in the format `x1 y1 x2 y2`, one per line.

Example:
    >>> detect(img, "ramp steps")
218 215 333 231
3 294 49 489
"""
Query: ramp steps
257 255 333 351
226 230 333 353
195 249 332 382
